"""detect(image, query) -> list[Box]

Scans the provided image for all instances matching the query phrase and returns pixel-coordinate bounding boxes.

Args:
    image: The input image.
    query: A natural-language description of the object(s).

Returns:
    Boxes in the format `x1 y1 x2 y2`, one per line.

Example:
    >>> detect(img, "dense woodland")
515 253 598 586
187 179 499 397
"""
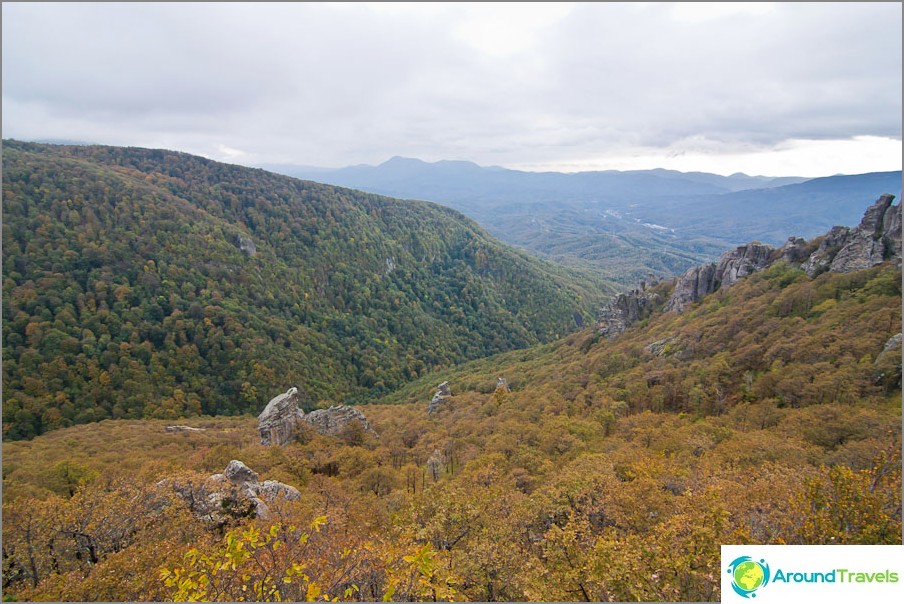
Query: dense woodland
2 253 900 601
2 141 607 440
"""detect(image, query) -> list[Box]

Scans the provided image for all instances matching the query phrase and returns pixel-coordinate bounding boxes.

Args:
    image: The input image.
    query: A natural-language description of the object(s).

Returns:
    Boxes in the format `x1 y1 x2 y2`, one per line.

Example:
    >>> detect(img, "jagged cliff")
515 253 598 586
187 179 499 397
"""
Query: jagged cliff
599 195 901 336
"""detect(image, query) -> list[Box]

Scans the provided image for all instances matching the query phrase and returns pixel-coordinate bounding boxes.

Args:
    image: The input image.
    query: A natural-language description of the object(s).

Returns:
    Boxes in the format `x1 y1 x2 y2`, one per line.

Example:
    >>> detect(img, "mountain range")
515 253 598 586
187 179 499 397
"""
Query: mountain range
269 157 902 286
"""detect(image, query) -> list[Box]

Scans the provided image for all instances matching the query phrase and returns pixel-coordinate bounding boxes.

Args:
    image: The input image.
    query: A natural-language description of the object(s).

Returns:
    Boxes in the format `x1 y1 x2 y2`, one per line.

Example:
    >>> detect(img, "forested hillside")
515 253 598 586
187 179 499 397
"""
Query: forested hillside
277 157 902 286
1 141 606 440
3 259 899 601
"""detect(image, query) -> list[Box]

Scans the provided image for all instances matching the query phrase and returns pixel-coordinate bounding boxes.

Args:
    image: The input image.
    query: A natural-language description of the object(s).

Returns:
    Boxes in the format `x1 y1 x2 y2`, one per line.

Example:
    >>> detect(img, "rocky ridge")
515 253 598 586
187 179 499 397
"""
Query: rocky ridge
597 278 663 339
258 387 378 445
598 196 902 335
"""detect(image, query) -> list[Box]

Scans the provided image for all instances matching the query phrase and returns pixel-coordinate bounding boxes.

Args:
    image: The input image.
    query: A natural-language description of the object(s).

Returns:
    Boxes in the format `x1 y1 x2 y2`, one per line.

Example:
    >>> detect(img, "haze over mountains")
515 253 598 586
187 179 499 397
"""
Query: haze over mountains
269 158 902 286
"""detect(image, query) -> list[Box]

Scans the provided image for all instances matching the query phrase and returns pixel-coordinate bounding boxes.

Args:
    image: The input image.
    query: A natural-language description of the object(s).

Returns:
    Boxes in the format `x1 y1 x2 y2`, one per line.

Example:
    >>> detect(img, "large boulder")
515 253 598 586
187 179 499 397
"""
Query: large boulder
303 405 378 438
258 387 304 446
161 460 300 525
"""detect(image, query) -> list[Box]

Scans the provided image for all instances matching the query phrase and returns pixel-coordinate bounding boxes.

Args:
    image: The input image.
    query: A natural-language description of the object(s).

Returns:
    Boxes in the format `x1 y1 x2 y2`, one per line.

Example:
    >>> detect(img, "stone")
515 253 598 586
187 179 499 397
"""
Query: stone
881 333 903 355
164 425 206 432
235 234 257 257
778 237 815 265
252 480 301 502
495 377 510 393
664 263 720 314
646 337 679 357
258 387 304 446
828 195 900 273
597 278 662 338
667 242 776 313
801 226 850 277
428 381 452 414
163 461 301 525
224 459 260 484
302 405 378 438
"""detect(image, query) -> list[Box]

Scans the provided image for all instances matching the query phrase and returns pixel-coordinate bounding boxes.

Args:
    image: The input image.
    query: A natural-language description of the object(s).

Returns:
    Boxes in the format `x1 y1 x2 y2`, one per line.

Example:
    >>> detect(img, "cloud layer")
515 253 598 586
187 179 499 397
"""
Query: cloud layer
3 2 901 175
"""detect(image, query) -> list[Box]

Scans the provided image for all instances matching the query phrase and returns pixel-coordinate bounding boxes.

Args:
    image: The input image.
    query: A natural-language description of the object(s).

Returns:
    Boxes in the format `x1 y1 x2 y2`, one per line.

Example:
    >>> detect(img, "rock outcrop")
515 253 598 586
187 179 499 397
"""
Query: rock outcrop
258 387 304 446
495 378 510 394
427 381 452 414
826 194 900 274
665 242 774 313
303 405 378 438
596 278 662 339
164 425 206 433
666 196 901 313
598 196 901 336
259 387 378 444
235 234 257 257
162 460 300 525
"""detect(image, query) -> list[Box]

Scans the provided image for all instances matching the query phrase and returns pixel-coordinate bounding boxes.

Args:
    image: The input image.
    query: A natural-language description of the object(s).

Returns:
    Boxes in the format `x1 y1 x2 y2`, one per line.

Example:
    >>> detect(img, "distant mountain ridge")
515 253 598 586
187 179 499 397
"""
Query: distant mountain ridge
269 158 902 287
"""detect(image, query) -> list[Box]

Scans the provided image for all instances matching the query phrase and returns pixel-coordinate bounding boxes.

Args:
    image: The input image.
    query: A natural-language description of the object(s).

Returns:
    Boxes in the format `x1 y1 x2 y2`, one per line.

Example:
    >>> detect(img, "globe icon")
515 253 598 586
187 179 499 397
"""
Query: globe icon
733 560 765 592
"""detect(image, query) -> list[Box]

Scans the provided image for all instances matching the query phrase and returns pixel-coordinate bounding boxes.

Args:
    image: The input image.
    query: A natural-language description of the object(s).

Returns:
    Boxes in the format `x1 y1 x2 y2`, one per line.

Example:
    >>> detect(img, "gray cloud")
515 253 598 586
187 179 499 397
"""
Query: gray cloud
2 2 901 174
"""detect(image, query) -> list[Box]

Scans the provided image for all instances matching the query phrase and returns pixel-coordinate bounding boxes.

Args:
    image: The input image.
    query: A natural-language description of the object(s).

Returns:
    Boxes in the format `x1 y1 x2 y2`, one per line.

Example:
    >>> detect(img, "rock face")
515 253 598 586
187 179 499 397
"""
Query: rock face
665 242 775 313
827 194 901 274
428 381 452 414
162 460 300 525
258 387 304 446
302 405 378 438
235 234 257 257
598 196 902 335
596 279 662 339
666 196 901 313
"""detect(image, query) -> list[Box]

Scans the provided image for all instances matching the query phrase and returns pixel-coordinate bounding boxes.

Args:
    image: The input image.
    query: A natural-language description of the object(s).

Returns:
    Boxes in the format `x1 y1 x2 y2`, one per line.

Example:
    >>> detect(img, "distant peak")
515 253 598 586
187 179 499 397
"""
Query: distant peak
380 156 426 167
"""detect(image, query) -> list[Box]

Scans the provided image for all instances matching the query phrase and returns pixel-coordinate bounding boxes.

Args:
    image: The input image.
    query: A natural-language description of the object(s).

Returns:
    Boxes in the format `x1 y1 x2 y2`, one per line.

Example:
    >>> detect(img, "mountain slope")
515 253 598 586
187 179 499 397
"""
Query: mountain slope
1 141 606 439
3 230 899 602
273 158 901 286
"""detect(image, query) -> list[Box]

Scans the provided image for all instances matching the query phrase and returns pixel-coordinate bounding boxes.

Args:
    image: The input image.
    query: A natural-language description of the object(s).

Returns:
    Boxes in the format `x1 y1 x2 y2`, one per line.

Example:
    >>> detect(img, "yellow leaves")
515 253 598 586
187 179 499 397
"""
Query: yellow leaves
304 581 321 601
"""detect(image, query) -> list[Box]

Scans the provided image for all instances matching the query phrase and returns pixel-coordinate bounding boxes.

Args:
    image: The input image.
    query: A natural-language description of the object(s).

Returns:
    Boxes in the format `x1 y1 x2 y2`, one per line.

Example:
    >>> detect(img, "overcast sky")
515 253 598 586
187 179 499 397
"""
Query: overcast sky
3 2 902 177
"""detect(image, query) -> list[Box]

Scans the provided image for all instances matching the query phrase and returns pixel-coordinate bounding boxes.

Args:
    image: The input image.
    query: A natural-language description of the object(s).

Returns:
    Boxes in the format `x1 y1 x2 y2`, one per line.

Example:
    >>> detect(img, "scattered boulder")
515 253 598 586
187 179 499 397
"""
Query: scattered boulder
495 378 510 393
258 387 304 446
303 405 378 438
428 381 452 414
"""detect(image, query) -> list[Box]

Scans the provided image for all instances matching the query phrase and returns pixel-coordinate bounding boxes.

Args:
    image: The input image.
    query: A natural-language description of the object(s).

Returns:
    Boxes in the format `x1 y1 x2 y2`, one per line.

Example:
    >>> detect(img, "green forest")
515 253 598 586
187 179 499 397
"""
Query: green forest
2 141 607 440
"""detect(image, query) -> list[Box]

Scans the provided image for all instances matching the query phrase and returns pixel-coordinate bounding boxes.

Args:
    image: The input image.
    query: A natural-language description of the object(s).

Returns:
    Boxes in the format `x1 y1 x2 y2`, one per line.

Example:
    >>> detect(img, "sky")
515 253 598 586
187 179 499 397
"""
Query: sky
2 2 902 177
